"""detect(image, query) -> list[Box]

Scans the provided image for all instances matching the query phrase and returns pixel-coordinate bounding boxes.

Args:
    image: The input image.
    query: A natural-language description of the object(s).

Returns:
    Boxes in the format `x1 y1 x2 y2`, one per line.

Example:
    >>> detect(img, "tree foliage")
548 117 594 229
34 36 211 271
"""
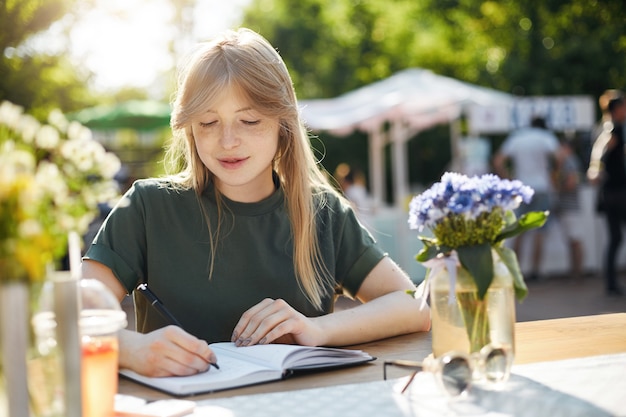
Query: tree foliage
242 0 625 99
1 0 71 48
0 0 98 119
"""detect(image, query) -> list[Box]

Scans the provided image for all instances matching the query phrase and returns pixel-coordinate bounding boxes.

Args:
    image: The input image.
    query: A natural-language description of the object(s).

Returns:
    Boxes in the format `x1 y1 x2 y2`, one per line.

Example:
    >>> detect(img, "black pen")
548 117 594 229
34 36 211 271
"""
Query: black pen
136 283 183 327
135 283 220 370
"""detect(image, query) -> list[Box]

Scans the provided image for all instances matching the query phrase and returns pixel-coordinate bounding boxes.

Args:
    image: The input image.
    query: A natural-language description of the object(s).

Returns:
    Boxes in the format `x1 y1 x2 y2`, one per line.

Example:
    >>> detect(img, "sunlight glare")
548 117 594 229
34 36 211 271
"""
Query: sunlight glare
70 0 175 90
62 0 253 91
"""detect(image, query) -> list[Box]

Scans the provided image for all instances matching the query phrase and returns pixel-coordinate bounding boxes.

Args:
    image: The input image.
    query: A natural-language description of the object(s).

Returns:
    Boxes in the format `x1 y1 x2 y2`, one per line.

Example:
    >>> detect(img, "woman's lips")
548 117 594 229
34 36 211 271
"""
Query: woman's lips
218 156 249 169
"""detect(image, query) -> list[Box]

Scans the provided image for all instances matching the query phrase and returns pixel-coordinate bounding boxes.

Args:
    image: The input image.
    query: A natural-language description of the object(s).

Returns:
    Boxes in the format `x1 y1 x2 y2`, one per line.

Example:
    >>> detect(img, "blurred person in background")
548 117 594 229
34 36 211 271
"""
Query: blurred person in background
591 90 623 145
587 92 626 296
334 163 375 225
493 116 559 281
554 137 584 281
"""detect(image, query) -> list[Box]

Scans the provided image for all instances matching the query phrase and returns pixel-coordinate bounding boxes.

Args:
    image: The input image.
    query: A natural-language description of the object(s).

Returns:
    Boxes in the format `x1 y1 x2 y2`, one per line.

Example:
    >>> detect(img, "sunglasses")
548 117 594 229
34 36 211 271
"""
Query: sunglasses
383 344 512 396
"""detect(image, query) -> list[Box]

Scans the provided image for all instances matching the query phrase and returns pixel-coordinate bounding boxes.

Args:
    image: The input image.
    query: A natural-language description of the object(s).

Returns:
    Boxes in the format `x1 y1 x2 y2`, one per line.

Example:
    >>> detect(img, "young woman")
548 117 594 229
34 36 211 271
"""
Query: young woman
82 28 430 378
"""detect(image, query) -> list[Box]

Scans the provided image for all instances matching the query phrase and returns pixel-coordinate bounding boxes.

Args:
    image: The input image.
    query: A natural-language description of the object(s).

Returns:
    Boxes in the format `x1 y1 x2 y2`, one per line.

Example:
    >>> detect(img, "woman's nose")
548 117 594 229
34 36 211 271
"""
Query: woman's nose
220 125 240 149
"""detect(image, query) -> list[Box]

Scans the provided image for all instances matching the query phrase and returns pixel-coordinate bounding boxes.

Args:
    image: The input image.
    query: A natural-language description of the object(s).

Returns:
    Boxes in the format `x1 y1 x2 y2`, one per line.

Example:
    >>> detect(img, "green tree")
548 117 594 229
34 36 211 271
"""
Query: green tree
0 0 98 118
243 0 626 98
1 0 73 48
419 0 626 97
243 0 424 98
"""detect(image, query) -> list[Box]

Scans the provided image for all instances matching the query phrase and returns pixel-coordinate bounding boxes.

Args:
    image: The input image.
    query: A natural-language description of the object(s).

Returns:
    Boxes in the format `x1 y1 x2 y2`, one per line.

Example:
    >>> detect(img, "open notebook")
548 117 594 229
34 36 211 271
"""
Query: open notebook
119 342 375 396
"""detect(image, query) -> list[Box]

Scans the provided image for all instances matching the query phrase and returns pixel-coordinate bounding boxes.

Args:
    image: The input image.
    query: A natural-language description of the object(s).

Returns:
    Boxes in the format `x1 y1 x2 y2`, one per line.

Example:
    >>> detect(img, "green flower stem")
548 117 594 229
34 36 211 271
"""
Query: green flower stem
456 291 491 353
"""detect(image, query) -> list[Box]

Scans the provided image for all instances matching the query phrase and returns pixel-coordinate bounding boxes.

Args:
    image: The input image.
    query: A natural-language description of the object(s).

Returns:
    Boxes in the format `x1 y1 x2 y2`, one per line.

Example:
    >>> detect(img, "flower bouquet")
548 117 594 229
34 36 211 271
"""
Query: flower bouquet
0 100 121 284
1 100 122 417
408 172 548 357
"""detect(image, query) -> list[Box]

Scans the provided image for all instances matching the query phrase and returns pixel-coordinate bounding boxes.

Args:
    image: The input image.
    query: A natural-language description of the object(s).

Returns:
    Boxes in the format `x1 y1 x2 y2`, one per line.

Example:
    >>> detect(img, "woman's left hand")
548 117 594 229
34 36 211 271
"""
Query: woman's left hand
231 298 324 347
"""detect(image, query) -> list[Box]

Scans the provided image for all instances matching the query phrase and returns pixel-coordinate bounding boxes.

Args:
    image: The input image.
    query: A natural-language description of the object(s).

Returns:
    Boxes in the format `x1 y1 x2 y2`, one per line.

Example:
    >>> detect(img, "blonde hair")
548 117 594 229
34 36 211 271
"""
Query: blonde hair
165 28 339 309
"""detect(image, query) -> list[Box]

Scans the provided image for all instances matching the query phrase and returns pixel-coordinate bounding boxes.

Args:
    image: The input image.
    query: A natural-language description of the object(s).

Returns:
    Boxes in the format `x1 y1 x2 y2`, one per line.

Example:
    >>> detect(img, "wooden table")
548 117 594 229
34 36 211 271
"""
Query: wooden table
118 312 626 401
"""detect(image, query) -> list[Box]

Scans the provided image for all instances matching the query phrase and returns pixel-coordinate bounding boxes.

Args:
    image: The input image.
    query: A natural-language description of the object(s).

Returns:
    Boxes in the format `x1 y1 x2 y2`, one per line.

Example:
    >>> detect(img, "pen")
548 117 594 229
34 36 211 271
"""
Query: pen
135 283 220 370
136 283 183 327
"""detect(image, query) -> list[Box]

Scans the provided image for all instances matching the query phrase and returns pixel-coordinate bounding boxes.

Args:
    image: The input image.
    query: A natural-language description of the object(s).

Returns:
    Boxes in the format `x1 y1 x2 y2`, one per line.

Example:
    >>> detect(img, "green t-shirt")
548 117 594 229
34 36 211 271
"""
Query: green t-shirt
84 178 386 343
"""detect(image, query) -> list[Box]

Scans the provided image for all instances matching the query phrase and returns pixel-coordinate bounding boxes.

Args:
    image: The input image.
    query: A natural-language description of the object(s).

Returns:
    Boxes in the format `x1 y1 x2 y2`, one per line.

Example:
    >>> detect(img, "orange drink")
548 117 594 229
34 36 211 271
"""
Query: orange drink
78 280 126 417
81 334 119 417
32 279 126 417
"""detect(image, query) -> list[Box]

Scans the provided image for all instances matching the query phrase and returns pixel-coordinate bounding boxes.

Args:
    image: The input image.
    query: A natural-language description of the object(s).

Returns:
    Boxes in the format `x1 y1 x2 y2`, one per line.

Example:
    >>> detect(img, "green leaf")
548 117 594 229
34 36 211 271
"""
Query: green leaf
416 246 438 262
457 243 493 300
415 237 452 262
496 211 548 242
415 237 439 262
494 245 528 301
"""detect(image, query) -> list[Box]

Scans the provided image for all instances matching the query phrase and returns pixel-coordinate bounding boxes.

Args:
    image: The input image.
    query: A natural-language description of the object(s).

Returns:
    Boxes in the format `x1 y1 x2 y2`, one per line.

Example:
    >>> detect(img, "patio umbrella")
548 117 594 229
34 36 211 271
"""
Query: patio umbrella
69 100 171 131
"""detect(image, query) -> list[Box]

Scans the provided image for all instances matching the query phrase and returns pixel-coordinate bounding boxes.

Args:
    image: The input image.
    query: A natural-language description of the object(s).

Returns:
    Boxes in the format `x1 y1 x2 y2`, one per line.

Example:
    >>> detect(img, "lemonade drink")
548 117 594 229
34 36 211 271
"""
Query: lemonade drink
81 334 119 417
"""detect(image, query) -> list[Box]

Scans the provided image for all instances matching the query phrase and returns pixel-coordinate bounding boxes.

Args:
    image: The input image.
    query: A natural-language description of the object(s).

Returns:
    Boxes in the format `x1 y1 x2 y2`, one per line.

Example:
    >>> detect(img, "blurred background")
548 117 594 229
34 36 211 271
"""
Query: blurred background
2 0 626 284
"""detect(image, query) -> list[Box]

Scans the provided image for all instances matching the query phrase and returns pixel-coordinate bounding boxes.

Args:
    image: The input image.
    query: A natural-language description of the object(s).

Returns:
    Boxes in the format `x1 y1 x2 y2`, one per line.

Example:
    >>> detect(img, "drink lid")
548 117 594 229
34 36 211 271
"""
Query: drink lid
33 277 127 336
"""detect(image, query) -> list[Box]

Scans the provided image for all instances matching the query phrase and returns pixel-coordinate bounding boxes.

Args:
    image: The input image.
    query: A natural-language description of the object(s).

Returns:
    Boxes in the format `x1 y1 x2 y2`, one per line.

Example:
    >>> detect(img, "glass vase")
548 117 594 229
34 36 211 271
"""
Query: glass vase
0 281 31 417
428 250 516 383
0 277 65 417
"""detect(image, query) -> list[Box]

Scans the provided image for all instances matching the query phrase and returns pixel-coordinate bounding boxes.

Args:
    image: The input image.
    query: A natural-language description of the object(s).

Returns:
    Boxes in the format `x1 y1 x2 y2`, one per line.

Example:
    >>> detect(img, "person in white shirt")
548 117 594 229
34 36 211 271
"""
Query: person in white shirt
493 116 559 281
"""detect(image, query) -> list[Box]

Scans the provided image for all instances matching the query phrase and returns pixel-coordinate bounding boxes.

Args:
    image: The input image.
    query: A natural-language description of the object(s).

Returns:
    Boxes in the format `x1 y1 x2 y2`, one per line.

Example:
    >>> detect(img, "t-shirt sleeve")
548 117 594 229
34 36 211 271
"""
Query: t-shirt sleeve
326 195 386 298
83 182 148 294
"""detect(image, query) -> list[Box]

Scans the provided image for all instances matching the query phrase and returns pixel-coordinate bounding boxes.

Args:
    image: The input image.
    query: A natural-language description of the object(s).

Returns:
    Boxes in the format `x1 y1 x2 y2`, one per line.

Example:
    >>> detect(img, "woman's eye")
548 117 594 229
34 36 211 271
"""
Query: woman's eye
199 121 217 128
243 119 260 126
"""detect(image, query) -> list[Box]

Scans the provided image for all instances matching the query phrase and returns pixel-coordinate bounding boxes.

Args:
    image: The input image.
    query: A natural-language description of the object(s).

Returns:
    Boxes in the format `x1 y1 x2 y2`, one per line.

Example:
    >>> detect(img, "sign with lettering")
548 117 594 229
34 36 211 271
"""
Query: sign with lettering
468 96 595 134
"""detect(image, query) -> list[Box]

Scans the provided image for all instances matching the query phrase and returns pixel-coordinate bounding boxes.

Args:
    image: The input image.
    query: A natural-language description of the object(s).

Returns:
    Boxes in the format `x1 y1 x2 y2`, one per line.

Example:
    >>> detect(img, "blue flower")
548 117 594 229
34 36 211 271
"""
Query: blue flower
408 172 534 232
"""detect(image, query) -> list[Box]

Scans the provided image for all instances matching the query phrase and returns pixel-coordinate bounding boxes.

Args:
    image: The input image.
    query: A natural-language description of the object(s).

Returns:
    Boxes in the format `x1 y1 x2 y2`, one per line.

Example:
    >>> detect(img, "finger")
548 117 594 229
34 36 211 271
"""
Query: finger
235 300 297 346
233 299 289 346
160 326 217 372
149 355 208 377
231 298 276 343
131 335 206 377
172 330 217 364
253 317 296 345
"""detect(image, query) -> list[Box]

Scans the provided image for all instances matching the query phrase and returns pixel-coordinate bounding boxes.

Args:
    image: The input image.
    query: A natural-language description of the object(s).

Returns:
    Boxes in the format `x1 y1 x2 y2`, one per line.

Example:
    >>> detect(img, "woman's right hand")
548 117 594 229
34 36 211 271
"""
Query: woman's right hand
118 326 217 377
81 261 218 377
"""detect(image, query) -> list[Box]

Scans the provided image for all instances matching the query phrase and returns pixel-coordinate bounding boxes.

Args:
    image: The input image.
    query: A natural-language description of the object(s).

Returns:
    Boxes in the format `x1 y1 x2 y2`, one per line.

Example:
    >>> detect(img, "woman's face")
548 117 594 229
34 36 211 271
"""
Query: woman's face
191 87 280 202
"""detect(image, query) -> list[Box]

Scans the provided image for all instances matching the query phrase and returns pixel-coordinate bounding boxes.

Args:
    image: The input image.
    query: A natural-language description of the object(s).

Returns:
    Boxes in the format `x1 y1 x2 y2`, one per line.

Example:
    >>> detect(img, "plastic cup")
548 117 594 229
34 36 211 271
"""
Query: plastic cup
32 277 127 417
79 279 127 417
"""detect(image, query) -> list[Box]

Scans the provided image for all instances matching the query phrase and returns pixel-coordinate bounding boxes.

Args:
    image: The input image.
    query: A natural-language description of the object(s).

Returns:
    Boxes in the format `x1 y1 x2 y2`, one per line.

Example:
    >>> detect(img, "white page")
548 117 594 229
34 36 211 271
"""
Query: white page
119 352 281 396
210 342 372 370
210 342 322 369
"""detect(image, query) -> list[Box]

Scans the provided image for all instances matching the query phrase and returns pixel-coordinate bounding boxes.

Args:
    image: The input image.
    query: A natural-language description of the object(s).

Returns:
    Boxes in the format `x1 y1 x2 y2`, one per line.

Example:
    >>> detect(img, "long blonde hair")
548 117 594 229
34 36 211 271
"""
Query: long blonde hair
165 28 339 309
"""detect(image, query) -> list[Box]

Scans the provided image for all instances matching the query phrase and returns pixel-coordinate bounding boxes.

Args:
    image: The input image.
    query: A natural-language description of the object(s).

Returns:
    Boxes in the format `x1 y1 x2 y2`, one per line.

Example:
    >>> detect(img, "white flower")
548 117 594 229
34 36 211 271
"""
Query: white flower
17 114 40 144
67 121 91 141
35 161 68 200
18 219 43 237
0 143 36 178
100 152 122 179
35 125 60 149
0 100 23 130
1 100 122 284
48 109 69 133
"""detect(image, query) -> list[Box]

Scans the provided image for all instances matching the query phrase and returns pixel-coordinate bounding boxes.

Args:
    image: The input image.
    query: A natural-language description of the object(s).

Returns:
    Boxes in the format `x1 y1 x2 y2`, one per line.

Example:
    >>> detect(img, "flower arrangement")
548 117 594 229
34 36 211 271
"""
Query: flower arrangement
0 100 121 284
409 172 548 301
408 172 548 356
